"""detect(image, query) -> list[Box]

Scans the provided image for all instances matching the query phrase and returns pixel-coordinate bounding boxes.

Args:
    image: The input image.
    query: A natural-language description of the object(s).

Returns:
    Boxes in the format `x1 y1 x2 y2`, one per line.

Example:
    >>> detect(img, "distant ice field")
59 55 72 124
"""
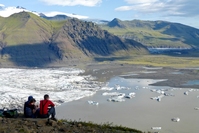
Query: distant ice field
0 68 106 111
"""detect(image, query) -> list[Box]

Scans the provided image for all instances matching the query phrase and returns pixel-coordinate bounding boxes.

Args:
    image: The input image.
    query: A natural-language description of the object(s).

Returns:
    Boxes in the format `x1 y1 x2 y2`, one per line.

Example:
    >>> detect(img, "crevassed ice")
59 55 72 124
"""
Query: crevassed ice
0 68 108 111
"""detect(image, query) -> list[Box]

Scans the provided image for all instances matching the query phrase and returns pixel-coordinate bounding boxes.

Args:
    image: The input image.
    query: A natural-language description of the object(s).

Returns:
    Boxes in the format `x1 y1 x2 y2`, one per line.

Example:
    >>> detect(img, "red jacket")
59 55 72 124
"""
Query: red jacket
40 100 55 115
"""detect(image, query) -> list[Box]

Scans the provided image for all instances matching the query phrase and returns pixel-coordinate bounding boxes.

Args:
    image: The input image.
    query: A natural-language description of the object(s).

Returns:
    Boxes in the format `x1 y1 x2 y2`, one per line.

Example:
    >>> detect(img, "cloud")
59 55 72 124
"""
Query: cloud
0 4 5 7
115 0 199 17
44 11 89 19
40 0 102 7
0 6 39 17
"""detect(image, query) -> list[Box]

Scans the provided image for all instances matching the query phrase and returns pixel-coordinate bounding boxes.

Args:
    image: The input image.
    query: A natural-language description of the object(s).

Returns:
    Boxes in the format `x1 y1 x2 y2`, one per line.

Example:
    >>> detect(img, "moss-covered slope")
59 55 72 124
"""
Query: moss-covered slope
101 18 199 48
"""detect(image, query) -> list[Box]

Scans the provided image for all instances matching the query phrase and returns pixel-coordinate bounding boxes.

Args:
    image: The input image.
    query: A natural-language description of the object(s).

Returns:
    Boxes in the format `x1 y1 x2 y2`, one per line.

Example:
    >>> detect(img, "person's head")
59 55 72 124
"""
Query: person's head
28 96 33 101
44 94 49 100
29 98 36 105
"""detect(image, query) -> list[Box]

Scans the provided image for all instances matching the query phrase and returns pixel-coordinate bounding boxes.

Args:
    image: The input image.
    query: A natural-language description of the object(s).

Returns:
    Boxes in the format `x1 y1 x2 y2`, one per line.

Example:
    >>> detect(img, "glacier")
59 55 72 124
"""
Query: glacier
0 68 106 111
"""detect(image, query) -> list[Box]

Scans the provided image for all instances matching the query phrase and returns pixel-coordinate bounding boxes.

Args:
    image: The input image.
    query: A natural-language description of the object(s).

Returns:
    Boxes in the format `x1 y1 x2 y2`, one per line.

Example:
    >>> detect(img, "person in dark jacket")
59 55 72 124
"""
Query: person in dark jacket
25 98 39 118
24 96 33 117
39 94 56 121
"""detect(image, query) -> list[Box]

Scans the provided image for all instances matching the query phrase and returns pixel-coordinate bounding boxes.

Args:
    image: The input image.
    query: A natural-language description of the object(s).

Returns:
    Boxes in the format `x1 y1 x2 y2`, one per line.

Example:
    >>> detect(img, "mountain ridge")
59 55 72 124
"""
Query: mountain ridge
0 12 147 67
100 18 199 48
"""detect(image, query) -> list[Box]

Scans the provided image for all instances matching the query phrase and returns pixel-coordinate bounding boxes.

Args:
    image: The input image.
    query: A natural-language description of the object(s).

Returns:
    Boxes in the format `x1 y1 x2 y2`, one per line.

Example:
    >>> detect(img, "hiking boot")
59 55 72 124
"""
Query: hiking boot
51 117 57 121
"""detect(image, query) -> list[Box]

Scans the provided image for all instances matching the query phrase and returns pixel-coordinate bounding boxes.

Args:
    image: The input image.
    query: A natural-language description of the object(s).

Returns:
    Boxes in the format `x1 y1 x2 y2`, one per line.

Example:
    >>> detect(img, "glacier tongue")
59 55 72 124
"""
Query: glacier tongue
0 68 105 111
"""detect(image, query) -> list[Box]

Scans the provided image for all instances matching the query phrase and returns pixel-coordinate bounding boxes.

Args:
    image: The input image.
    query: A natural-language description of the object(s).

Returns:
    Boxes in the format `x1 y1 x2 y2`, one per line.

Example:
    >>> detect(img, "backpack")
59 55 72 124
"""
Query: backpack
0 109 4 117
1 108 19 118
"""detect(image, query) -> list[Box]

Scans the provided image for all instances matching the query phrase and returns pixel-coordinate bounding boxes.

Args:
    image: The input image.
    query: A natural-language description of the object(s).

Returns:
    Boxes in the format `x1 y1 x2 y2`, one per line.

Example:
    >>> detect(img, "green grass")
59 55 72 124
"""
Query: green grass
96 55 199 68
101 26 189 48
0 12 66 46
100 19 199 48
60 120 143 133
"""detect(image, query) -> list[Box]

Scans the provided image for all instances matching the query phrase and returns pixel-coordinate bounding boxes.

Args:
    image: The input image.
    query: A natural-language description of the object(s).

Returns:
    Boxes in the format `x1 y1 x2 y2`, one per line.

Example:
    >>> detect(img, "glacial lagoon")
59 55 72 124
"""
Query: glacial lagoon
0 67 199 133
57 76 199 133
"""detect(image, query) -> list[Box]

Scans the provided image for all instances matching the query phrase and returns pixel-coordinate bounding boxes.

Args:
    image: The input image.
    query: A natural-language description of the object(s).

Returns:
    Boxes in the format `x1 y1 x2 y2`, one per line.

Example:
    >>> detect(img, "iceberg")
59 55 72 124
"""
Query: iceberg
171 117 180 122
151 127 161 130
184 91 189 95
87 101 99 105
125 92 136 99
194 107 199 110
107 97 125 102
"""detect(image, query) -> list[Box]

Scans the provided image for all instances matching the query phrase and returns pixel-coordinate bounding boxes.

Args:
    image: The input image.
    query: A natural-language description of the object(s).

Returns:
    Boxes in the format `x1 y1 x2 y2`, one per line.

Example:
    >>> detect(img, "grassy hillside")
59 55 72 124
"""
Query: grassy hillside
0 12 54 45
100 19 199 48
0 12 148 67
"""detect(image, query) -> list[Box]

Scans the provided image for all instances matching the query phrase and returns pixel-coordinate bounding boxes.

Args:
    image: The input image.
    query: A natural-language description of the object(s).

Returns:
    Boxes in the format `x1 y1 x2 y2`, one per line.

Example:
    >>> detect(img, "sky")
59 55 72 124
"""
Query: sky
0 0 199 29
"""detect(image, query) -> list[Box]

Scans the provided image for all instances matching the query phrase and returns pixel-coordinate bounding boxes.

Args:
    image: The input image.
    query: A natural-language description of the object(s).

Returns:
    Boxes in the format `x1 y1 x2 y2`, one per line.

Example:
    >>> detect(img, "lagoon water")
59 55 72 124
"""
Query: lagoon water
184 80 199 86
57 76 199 133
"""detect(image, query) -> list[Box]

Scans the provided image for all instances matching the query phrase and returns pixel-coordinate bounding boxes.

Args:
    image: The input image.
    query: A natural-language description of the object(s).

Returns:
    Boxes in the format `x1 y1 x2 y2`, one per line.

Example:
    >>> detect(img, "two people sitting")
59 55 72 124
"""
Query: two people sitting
24 94 56 120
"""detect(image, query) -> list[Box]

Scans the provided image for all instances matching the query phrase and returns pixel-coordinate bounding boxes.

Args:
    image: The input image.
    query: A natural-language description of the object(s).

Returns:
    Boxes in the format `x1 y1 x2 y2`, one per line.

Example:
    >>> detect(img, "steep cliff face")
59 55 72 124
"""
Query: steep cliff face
50 18 133 60
0 12 147 67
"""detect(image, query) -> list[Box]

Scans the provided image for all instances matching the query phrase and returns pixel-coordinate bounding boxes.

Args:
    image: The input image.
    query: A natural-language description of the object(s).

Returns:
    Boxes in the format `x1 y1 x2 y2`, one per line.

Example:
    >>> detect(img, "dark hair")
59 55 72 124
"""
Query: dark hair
44 94 49 100
29 98 36 103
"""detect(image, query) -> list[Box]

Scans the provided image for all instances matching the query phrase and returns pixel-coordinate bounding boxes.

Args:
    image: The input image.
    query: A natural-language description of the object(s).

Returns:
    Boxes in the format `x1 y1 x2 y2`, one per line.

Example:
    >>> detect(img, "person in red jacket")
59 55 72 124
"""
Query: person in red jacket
39 94 56 120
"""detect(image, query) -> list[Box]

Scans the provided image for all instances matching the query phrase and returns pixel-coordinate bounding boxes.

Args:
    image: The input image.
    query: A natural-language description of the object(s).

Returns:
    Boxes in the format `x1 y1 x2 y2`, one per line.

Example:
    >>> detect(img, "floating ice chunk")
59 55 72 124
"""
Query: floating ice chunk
164 93 175 96
125 92 136 99
115 84 127 90
151 127 161 130
117 93 125 98
88 100 99 105
102 92 122 96
151 97 158 100
107 97 125 102
151 95 164 101
194 107 199 110
157 98 161 102
189 89 193 92
151 89 157 92
184 91 189 95
100 87 114 91
106 92 126 102
171 117 180 122
156 90 164 94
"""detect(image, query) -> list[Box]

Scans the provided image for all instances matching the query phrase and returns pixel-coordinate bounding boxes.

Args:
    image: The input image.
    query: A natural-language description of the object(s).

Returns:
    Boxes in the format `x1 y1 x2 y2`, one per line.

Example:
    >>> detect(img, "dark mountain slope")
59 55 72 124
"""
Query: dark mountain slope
108 18 126 28
50 18 134 59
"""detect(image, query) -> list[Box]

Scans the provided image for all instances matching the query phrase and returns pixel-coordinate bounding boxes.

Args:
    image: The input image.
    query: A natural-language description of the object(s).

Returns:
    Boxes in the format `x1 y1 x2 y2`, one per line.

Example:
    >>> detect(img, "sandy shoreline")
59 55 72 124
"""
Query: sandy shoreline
81 63 199 89
56 64 199 133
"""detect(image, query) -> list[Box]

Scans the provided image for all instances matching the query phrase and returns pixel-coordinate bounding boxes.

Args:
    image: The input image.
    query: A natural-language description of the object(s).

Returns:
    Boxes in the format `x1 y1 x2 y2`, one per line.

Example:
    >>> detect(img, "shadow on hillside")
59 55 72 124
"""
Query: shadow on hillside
1 43 59 67
145 36 181 43
94 56 131 62
162 26 199 46
78 36 125 56
160 49 199 57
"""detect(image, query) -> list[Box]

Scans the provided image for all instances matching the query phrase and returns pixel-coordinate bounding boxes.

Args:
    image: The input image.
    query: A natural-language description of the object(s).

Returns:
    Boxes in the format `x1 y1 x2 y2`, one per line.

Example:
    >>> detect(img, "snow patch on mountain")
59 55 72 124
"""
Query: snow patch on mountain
0 4 5 8
0 5 39 17
43 11 89 19
0 4 88 19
